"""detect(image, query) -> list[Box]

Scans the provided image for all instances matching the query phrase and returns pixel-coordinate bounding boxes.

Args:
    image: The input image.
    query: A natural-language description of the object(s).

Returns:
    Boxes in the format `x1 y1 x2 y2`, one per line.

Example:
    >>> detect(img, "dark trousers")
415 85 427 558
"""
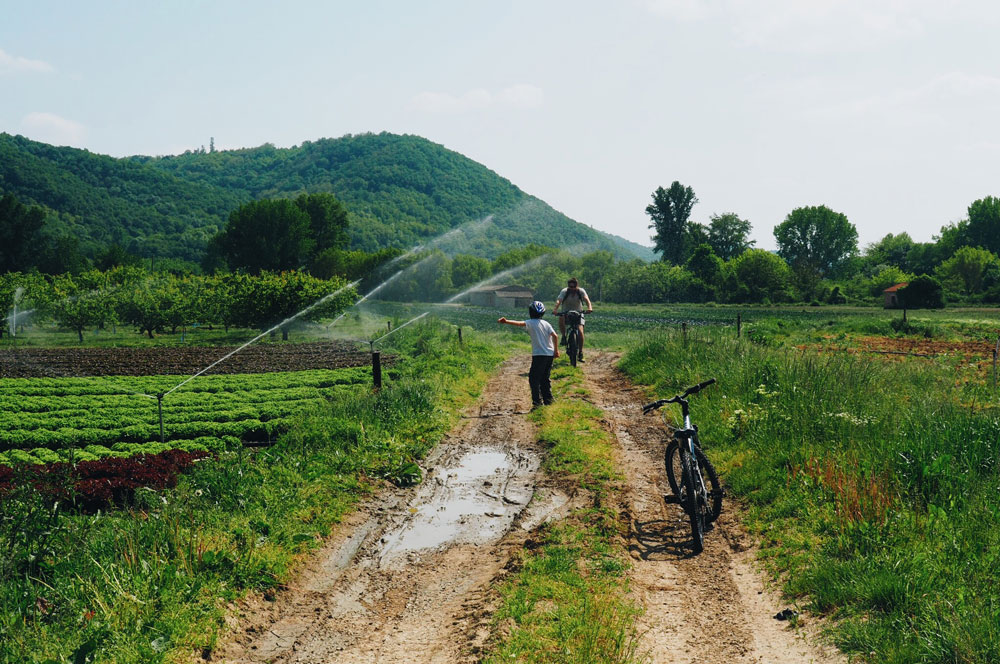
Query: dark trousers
528 355 554 406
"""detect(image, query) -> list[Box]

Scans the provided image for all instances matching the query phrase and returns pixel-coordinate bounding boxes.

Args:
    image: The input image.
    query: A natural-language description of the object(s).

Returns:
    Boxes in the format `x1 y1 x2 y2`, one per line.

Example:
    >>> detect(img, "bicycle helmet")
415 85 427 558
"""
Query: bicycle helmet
528 300 546 318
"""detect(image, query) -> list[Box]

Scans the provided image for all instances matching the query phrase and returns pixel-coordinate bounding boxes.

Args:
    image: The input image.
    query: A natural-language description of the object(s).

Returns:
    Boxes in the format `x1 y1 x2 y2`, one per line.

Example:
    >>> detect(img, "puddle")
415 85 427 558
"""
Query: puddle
378 446 538 567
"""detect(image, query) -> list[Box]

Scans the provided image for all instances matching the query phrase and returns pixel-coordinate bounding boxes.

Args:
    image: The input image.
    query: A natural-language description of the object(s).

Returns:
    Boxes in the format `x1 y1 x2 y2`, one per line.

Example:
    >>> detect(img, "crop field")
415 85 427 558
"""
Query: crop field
0 368 372 465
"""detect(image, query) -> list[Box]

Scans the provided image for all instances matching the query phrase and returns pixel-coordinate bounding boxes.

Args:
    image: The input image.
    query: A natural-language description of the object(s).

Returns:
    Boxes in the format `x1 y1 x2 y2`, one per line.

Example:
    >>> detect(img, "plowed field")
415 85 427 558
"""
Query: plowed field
0 341 381 378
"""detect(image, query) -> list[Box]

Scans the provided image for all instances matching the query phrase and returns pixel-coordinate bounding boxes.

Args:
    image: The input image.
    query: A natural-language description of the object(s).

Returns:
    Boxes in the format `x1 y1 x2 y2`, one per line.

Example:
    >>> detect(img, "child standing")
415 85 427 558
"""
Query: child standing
498 300 560 408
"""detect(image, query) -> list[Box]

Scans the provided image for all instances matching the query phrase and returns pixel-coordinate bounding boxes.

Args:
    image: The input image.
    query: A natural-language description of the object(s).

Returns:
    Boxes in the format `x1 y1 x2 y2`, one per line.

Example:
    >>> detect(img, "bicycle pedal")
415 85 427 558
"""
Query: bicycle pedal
663 494 679 504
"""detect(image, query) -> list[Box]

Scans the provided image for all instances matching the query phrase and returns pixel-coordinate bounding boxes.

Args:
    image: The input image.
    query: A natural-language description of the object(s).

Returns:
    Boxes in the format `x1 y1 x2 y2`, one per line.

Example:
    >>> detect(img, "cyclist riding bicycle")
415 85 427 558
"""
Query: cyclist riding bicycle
553 277 593 362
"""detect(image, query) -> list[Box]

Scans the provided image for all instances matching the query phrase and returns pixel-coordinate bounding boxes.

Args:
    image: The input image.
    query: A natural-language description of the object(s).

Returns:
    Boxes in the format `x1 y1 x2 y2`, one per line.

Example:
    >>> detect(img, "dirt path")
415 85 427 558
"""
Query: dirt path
216 356 573 663
585 352 842 664
215 352 841 664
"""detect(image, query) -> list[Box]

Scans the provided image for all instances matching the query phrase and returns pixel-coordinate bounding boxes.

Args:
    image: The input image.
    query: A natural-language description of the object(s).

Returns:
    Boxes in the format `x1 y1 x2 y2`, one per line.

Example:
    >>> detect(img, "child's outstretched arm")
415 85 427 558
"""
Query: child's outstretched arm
497 317 526 327
550 330 560 358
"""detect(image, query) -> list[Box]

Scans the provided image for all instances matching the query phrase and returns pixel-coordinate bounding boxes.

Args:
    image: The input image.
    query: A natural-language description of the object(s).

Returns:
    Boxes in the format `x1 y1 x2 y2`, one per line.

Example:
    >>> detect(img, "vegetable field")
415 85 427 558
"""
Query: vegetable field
0 367 372 467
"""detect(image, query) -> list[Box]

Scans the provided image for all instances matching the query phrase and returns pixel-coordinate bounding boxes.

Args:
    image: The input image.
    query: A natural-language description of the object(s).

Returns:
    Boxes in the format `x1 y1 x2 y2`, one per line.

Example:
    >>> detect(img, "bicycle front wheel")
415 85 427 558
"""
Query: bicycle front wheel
668 441 722 523
680 445 704 553
567 329 578 367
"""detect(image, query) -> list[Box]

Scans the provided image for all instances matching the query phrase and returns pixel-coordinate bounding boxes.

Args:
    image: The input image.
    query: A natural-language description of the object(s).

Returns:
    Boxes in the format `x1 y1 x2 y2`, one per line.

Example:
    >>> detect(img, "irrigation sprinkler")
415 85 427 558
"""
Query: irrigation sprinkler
458 327 462 344
682 321 688 346
737 314 742 338
994 336 999 389
372 350 382 390
387 320 392 332
157 393 165 443
371 312 430 345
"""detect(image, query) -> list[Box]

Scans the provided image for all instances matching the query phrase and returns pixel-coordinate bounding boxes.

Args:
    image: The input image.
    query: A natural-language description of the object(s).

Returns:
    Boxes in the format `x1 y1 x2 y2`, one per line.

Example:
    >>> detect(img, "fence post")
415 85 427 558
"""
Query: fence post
994 337 999 389
372 350 382 390
682 321 688 346
157 393 165 443
737 314 742 338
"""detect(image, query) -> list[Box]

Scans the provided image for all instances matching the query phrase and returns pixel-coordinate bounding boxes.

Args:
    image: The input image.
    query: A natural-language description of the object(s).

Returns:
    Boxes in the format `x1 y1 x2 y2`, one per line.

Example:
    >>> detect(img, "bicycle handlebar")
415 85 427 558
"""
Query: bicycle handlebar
641 378 716 413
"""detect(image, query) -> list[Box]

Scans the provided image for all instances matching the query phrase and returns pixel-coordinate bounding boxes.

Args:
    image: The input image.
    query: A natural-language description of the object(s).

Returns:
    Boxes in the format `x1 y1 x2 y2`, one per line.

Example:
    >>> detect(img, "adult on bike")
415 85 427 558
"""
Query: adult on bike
553 277 593 362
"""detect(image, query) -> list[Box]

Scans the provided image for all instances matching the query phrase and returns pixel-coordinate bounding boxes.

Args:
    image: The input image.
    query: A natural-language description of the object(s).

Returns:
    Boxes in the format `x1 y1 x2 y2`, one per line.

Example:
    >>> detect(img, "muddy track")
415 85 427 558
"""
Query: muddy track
215 356 573 663
213 352 841 663
585 353 842 664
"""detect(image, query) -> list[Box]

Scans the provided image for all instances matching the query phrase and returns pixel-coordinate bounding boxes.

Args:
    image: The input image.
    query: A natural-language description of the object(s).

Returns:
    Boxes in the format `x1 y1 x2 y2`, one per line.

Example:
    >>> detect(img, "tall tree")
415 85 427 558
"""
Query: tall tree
646 181 698 264
295 192 350 258
216 199 314 274
774 205 858 290
707 213 754 260
0 194 46 273
965 196 1000 254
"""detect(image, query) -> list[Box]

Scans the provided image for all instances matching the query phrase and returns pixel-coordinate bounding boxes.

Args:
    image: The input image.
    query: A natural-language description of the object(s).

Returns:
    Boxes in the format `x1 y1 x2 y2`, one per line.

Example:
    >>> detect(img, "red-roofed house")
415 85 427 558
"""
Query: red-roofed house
883 282 908 308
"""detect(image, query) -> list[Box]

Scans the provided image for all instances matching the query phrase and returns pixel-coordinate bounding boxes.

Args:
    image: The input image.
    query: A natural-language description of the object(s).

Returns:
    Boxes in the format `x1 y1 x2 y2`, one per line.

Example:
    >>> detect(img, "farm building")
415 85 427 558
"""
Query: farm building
883 282 908 308
464 285 535 308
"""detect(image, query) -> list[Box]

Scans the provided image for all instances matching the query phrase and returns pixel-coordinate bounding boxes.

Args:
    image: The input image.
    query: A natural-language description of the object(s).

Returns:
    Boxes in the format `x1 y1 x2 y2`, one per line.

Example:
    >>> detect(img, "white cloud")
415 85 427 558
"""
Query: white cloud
410 85 544 113
21 112 86 146
0 48 54 75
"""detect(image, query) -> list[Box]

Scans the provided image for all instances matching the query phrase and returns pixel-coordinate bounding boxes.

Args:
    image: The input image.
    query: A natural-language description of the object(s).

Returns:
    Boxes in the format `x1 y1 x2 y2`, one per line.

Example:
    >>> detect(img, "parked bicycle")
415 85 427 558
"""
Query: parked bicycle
555 310 584 367
642 379 722 553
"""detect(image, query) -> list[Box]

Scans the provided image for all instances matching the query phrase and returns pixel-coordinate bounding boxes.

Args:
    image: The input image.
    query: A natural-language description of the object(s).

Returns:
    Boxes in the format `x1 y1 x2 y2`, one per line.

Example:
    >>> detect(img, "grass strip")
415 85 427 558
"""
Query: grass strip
484 364 644 664
0 323 505 664
619 327 1000 664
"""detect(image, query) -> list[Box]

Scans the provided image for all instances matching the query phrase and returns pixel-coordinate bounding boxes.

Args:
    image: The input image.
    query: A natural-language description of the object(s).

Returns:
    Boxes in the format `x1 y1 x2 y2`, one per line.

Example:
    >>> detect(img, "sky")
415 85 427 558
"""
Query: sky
3 0 1000 252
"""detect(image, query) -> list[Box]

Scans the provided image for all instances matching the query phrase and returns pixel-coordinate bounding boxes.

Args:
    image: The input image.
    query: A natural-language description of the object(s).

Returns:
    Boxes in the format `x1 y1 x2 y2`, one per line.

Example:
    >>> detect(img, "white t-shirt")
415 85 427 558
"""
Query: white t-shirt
524 318 556 356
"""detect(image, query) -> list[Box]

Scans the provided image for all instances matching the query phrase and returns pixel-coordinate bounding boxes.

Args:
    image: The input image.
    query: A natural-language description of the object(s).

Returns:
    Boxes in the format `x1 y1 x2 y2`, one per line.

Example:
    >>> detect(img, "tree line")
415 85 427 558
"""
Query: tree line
645 181 1000 306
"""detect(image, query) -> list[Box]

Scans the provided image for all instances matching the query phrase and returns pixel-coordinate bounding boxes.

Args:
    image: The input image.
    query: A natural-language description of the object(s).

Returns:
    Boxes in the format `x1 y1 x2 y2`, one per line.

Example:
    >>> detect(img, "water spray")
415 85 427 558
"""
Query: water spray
162 279 359 398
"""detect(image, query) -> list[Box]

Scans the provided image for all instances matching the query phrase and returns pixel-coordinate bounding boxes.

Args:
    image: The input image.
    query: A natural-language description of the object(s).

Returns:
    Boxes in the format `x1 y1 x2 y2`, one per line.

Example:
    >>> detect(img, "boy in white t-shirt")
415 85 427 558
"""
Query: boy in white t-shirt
498 300 560 408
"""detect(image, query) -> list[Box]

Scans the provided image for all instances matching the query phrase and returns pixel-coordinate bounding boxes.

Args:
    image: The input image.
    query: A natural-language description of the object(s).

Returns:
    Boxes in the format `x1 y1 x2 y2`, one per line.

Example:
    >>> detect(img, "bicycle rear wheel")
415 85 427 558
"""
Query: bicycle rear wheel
667 441 722 523
567 329 578 367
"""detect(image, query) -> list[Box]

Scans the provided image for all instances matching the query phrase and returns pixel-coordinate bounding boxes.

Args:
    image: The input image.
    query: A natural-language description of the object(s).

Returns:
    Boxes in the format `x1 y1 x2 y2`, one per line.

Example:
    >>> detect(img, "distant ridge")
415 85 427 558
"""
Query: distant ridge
0 132 653 263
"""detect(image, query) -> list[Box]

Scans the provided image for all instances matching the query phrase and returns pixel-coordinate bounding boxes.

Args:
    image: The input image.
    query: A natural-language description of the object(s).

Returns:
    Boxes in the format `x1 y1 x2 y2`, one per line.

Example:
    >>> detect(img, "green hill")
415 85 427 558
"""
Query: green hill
0 132 652 263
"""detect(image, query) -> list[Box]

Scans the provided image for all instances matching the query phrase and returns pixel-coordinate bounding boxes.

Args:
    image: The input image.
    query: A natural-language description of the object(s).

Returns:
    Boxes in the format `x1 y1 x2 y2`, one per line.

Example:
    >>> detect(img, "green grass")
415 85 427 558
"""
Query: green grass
0 322 506 664
484 365 643 664
619 326 1000 663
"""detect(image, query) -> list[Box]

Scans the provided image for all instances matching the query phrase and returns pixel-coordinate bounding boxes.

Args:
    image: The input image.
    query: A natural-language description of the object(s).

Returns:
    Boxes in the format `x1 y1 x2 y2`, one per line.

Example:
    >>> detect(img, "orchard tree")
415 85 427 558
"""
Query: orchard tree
646 181 698 265
46 273 111 343
707 213 755 261
774 205 858 291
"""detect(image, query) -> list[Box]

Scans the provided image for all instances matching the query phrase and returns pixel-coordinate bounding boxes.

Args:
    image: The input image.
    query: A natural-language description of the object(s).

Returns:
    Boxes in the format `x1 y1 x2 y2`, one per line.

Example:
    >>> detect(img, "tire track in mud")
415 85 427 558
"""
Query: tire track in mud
215 356 571 664
584 353 843 664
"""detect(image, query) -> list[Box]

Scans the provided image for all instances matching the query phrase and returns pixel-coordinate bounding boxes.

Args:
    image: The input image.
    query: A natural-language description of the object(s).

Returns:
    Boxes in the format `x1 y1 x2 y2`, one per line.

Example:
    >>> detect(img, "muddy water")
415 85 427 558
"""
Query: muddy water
379 447 539 567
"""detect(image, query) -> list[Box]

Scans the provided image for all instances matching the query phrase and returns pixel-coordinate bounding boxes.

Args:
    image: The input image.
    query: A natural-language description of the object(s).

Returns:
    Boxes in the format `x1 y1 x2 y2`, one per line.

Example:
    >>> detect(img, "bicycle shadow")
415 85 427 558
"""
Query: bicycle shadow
630 516 705 560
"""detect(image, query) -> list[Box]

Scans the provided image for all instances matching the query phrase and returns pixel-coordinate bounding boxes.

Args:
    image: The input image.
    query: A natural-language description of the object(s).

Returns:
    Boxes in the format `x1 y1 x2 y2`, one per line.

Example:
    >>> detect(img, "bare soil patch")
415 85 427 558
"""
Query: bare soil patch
0 341 379 378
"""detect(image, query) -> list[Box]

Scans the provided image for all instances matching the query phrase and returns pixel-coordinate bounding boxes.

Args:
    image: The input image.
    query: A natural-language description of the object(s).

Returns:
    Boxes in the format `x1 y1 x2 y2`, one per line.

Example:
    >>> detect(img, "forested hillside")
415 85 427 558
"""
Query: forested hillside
0 132 650 263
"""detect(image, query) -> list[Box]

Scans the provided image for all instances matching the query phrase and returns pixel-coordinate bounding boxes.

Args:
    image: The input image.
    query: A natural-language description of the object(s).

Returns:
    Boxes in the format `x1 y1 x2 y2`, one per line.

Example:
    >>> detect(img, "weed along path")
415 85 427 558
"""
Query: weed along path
217 356 564 664
584 353 843 664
